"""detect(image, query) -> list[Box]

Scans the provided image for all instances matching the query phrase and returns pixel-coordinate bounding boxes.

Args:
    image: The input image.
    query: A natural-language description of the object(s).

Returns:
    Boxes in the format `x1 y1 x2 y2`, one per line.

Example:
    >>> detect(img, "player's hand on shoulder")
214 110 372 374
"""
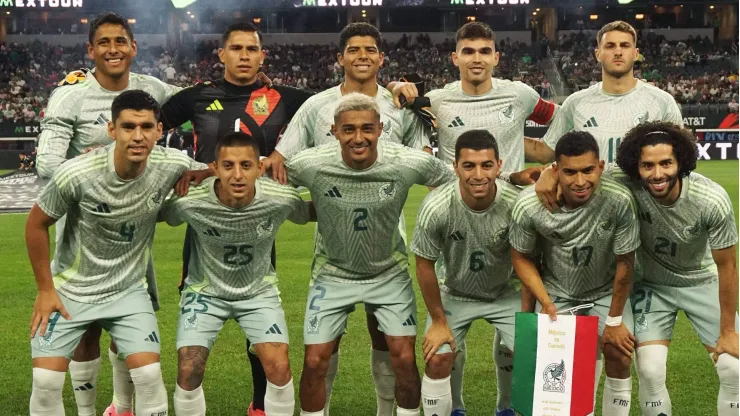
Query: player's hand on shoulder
30 289 70 339
175 167 214 197
714 331 739 360
262 151 288 185
510 166 545 186
423 321 456 362
257 72 273 88
392 81 419 109
602 323 636 358
82 145 104 155
534 165 561 212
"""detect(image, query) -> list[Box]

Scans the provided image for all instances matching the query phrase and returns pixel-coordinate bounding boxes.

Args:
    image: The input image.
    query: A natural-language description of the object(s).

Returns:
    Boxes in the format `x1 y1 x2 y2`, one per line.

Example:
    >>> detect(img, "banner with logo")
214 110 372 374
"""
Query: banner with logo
512 313 599 416
0 170 48 213
0 121 41 138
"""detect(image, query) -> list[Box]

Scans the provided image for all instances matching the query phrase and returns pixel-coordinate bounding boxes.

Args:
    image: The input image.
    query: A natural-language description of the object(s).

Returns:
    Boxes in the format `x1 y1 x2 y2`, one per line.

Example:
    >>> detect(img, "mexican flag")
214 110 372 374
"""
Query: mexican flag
512 313 599 416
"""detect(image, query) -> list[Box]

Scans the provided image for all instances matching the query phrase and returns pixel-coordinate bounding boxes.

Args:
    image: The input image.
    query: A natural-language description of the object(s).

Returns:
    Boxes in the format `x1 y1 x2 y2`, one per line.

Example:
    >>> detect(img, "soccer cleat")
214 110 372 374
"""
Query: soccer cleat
247 402 266 416
495 409 515 416
451 409 467 416
103 404 134 416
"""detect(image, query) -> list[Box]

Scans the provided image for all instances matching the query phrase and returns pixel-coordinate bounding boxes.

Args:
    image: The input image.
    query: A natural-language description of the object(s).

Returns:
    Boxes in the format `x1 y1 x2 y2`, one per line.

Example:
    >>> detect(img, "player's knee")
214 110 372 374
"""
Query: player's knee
425 353 454 379
635 345 667 389
303 351 330 378
264 357 292 385
177 347 208 390
389 348 418 376
32 367 66 391
716 353 739 387
603 344 632 372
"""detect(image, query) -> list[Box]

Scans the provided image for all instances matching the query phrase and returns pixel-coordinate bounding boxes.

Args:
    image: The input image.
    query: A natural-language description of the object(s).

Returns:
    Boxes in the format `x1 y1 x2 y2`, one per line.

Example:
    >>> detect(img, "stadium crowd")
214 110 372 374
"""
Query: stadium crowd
552 31 739 106
1 31 738 124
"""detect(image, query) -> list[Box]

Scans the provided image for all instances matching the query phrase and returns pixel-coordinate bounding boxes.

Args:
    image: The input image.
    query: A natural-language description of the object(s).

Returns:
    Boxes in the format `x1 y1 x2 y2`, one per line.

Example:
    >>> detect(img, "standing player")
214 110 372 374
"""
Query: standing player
391 21 558 415
262 22 432 416
612 121 738 416
409 130 522 416
27 90 204 416
287 93 455 416
159 132 316 416
35 12 180 416
510 132 640 416
159 22 313 416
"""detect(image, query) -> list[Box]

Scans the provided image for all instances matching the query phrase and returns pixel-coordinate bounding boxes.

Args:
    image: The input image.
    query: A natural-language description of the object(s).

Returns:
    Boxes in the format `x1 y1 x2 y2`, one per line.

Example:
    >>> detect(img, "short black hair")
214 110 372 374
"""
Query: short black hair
455 22 496 44
339 22 382 53
89 12 134 45
222 22 262 48
554 131 600 161
111 90 160 123
455 129 499 161
616 121 697 181
215 132 261 160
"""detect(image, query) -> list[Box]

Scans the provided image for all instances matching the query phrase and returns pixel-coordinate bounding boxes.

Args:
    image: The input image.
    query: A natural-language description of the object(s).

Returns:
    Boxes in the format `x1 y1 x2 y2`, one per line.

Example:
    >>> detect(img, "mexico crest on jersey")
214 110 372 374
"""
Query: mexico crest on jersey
633 111 649 126
596 220 614 238
147 189 164 210
493 228 509 245
379 182 396 200
257 218 274 237
683 221 702 239
498 104 515 124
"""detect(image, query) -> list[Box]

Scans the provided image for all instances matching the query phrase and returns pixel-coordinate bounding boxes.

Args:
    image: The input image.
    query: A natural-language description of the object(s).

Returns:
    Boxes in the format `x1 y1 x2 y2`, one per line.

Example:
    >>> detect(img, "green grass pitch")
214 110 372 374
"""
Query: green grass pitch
0 161 737 415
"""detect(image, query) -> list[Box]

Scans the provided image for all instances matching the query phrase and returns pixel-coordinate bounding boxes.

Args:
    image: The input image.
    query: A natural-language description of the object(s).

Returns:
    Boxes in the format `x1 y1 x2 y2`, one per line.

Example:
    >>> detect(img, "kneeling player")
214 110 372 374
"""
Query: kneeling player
286 93 455 416
27 90 205 416
511 132 640 416
613 122 739 416
159 132 315 416
410 129 521 416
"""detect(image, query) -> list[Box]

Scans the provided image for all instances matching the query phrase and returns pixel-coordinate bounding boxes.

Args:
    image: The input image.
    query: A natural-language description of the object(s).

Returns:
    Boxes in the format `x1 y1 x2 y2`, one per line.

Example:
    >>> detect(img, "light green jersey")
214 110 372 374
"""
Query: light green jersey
410 179 521 301
36 144 204 304
37 69 180 178
542 81 683 163
159 177 311 300
608 167 738 287
274 84 430 159
428 78 545 171
286 141 455 283
510 177 641 301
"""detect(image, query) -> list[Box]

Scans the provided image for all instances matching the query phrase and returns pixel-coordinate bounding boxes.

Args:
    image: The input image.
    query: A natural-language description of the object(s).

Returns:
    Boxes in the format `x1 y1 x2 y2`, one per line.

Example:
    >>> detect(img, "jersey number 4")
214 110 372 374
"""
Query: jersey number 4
119 223 135 242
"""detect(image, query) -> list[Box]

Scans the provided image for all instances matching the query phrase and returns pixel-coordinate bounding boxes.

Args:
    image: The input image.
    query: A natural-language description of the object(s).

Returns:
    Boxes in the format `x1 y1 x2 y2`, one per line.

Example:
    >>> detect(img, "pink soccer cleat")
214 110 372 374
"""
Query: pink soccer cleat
247 402 266 416
103 404 135 416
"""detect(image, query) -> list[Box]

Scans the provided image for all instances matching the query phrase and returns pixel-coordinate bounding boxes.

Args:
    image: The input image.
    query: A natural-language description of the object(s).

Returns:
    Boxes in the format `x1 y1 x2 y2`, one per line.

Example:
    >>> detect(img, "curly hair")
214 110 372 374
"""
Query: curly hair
616 121 697 182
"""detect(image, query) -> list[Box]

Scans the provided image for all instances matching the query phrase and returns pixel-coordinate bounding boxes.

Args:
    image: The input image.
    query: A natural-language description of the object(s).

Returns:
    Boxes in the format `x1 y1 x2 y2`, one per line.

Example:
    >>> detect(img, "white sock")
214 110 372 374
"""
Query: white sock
69 358 101 416
587 356 604 415
493 332 514 412
109 348 134 413
716 353 740 416
173 384 206 416
636 345 671 416
450 341 466 410
396 406 420 416
30 368 66 416
265 378 295 416
602 376 632 416
130 363 168 416
301 410 324 416
421 375 452 415
324 352 339 416
371 349 395 416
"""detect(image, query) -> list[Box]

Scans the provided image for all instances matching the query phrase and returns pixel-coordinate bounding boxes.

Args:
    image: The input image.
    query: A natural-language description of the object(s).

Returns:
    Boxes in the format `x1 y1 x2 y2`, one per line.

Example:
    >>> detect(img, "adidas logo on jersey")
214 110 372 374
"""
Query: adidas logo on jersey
93 113 109 125
638 211 652 224
548 231 564 240
324 186 342 198
448 231 464 241
206 100 224 111
144 331 160 343
265 323 283 335
401 314 417 327
448 116 465 128
583 116 599 128
203 227 221 237
95 203 111 213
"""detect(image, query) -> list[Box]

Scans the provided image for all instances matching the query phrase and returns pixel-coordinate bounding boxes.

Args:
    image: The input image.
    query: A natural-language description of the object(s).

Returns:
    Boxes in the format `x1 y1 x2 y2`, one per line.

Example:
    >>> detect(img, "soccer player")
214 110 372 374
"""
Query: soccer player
159 132 315 416
262 22 433 416
34 12 180 416
612 121 738 416
159 22 313 415
510 131 640 416
27 90 204 416
391 21 557 415
409 129 521 416
286 93 455 416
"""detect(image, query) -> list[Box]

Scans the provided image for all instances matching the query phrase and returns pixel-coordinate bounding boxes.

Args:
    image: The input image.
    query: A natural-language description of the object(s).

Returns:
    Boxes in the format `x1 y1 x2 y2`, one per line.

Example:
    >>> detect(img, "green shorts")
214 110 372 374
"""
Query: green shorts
631 280 737 347
303 274 417 344
537 293 635 337
176 289 289 350
31 286 160 359
428 290 519 355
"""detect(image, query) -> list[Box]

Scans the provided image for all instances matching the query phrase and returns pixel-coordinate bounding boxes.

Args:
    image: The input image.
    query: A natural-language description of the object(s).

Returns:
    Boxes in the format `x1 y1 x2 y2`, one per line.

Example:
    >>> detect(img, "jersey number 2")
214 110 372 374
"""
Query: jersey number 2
353 208 369 231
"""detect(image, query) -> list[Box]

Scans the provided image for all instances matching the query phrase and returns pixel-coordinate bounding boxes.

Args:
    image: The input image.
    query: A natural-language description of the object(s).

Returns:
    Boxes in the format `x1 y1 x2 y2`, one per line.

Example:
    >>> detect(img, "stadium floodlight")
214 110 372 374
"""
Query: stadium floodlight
617 0 634 4
171 0 198 8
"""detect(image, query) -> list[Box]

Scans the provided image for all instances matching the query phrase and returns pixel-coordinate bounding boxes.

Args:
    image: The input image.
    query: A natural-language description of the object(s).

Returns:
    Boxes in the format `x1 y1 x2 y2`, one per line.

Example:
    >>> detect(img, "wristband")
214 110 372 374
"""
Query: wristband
605 315 623 327
498 171 512 183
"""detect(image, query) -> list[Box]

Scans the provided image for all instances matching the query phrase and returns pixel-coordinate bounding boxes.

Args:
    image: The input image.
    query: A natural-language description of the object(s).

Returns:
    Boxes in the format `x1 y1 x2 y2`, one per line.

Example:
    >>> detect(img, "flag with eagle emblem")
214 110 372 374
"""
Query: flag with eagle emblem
512 312 599 416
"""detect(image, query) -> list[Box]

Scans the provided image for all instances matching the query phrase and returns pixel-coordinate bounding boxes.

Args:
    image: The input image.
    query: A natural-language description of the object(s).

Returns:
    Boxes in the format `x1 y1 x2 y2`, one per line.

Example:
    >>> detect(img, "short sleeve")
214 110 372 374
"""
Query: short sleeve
706 187 738 250
403 149 455 187
158 194 185 227
409 195 445 260
613 193 641 256
36 173 76 220
542 96 575 150
275 101 315 159
509 197 538 254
